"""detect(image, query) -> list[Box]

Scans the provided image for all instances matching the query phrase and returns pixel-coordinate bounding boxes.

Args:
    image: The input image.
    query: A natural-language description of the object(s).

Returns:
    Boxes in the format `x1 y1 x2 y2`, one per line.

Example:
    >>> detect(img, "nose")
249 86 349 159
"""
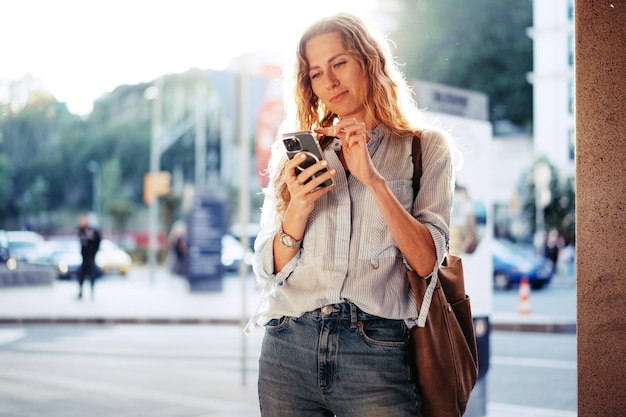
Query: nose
325 72 339 90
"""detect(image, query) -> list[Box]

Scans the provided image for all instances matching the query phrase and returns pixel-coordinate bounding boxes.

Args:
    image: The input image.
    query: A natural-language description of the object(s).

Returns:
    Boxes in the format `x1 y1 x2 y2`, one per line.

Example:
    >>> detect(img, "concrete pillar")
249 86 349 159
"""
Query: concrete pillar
576 2 626 416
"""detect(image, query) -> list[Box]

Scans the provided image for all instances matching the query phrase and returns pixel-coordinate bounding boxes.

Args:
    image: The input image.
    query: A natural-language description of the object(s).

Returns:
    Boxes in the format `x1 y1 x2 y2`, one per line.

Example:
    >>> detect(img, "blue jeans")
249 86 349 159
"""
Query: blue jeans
258 302 421 417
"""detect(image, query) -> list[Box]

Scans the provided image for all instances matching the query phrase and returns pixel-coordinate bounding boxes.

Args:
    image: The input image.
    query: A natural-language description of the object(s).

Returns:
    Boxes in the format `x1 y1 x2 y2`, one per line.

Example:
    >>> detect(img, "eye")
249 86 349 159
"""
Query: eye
333 60 347 69
310 72 321 80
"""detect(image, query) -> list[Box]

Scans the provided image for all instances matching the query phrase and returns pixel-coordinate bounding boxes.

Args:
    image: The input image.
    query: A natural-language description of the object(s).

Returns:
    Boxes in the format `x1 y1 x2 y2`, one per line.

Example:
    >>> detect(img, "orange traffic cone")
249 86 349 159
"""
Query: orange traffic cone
518 277 531 315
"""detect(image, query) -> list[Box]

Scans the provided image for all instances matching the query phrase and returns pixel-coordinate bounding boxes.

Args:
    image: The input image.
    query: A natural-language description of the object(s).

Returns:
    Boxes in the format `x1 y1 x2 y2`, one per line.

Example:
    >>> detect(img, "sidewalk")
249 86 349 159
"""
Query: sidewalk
0 265 577 333
0 266 260 325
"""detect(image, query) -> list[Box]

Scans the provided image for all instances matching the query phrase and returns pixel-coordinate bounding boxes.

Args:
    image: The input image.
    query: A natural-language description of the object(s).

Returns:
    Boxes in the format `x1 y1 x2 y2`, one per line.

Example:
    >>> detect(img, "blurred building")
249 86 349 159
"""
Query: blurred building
527 0 575 177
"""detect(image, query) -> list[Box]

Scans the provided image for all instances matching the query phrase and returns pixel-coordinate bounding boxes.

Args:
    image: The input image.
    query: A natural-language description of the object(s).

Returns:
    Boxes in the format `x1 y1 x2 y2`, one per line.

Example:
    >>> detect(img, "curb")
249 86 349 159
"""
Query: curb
0 317 243 325
491 321 576 334
0 316 577 334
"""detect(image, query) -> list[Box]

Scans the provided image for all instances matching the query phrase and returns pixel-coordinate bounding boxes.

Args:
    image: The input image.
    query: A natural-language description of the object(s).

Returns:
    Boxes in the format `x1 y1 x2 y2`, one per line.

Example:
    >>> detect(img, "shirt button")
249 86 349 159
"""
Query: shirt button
371 260 379 269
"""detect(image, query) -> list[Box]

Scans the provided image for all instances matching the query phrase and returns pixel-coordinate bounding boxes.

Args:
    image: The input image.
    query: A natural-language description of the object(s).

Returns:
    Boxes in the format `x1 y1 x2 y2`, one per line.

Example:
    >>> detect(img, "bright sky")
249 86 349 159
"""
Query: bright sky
1 0 382 115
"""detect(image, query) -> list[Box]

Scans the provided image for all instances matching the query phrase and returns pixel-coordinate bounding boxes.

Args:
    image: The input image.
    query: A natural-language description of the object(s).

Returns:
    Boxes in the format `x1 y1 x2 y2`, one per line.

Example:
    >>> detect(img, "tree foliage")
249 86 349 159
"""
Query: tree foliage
0 72 218 233
388 0 533 128
0 14 537 232
0 83 153 231
519 157 576 245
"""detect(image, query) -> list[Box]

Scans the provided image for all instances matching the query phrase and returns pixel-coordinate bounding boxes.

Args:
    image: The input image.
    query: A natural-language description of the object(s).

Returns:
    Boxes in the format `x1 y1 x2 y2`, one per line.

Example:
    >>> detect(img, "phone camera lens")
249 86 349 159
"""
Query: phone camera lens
284 137 302 152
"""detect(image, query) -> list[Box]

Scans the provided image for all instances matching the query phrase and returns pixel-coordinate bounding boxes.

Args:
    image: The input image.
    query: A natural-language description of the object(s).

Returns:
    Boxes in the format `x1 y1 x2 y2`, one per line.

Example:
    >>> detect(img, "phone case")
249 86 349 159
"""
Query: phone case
281 131 333 188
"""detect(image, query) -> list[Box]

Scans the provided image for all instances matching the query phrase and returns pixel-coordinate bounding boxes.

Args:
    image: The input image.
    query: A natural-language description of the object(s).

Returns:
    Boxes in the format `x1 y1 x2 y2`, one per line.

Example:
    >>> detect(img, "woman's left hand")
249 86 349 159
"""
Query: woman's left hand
315 119 380 186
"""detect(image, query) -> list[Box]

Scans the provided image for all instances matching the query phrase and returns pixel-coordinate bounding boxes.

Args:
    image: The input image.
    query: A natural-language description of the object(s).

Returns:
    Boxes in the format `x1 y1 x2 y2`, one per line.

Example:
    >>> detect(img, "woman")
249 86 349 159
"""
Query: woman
246 13 458 416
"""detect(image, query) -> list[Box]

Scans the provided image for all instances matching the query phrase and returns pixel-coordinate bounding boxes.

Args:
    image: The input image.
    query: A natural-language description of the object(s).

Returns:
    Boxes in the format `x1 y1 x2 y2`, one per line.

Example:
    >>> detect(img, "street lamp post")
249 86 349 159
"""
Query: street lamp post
87 160 101 221
146 78 163 284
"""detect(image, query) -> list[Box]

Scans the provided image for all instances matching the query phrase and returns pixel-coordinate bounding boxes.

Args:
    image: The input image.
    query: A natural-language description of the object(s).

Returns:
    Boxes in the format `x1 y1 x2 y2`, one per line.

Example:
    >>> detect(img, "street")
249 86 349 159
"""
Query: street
0 267 577 417
0 325 576 417
0 326 576 417
488 331 576 415
0 325 263 417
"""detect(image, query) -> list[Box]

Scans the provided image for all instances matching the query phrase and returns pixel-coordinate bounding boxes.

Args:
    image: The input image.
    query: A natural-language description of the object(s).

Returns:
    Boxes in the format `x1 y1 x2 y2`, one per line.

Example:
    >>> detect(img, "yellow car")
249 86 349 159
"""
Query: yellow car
96 239 132 276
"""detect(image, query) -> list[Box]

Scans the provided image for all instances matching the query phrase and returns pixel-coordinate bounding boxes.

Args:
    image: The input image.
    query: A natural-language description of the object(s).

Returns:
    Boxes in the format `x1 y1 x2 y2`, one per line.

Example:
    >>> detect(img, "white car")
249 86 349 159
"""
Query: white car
6 231 45 262
221 234 253 272
35 237 84 280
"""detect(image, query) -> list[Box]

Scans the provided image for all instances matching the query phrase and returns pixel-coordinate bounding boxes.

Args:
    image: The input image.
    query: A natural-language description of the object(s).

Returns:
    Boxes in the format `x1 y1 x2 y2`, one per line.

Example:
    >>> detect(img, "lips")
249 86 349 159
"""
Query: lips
329 90 348 102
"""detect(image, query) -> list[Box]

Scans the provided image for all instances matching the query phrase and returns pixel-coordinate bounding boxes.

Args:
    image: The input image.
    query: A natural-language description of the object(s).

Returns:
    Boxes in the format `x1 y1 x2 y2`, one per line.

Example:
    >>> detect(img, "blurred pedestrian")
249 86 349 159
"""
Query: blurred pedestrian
77 213 101 300
544 229 560 275
168 220 187 277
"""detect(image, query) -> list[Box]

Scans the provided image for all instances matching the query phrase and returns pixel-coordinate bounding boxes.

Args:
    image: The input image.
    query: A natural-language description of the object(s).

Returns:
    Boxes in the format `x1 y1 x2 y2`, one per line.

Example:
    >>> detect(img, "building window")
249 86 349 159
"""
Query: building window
568 80 575 115
568 0 574 19
569 128 576 161
568 34 575 67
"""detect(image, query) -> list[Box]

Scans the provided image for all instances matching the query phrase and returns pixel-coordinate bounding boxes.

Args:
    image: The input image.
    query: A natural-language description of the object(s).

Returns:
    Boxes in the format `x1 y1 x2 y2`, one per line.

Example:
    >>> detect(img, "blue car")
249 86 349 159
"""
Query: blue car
492 238 554 290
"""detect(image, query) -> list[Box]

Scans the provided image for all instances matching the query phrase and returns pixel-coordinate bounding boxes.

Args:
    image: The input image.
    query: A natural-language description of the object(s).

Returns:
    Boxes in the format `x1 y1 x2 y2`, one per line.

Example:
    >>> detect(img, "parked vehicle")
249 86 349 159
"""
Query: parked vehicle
34 237 88 280
492 238 554 290
1 230 57 286
0 230 12 264
229 223 260 249
6 231 45 262
96 239 133 276
221 234 253 272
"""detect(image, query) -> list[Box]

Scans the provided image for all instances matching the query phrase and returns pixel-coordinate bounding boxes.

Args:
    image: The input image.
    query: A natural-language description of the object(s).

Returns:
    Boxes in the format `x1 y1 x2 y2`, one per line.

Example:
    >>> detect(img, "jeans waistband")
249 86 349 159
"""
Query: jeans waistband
306 301 385 326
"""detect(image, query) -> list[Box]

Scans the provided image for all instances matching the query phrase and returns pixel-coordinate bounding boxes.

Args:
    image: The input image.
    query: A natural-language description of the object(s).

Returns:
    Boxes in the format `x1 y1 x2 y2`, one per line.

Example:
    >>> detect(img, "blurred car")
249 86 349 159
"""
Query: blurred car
492 238 554 290
0 230 10 260
34 237 91 280
229 222 261 249
6 231 45 262
96 239 132 276
221 234 253 272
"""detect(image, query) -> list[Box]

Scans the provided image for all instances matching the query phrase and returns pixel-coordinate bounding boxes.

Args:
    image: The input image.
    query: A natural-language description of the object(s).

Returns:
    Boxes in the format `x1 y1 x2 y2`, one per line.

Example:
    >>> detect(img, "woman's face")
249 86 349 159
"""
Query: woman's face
305 31 368 123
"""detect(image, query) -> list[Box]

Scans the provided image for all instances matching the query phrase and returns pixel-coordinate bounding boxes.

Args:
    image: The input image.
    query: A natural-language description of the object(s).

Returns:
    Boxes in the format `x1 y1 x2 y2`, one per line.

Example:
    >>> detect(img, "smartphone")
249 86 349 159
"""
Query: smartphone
281 130 333 188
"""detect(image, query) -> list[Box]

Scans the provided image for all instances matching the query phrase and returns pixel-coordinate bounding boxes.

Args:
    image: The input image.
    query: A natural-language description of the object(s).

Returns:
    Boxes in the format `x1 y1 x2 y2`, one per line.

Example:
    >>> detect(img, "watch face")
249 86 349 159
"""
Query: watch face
281 234 297 247
279 226 301 248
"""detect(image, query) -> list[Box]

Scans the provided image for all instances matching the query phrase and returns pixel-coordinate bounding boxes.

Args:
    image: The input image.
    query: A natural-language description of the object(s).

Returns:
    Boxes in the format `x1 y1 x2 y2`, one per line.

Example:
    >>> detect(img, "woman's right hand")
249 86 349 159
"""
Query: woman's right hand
284 152 336 216
274 154 336 271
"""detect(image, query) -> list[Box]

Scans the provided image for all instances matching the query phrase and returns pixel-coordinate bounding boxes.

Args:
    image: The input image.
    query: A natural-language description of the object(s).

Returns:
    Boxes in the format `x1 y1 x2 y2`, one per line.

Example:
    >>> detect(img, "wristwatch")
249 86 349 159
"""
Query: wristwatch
279 225 302 248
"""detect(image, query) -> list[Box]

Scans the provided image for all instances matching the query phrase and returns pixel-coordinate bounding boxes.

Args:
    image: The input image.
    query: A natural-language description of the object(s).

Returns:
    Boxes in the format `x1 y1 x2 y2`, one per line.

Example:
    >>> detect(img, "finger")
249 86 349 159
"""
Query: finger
344 131 366 148
314 127 334 137
286 153 308 171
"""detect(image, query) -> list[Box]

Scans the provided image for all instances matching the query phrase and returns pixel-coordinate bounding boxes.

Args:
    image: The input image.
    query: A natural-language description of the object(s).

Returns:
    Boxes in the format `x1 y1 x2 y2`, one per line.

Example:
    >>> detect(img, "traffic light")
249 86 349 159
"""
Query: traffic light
143 171 171 205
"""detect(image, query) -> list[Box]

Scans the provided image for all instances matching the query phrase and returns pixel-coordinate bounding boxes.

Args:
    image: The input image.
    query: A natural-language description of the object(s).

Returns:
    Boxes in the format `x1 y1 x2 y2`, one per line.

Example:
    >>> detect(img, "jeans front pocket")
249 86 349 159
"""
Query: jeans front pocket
264 316 293 332
358 317 408 348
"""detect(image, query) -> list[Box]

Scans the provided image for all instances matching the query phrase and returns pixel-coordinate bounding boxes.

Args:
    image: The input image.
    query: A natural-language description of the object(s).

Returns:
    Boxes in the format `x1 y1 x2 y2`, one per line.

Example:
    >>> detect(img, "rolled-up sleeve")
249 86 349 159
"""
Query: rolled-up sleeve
252 191 301 285
412 129 455 274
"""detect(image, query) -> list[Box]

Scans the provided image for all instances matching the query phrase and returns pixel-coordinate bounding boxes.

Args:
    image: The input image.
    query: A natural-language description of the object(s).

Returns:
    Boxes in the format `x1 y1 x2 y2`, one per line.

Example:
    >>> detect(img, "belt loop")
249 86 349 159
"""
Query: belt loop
350 302 358 328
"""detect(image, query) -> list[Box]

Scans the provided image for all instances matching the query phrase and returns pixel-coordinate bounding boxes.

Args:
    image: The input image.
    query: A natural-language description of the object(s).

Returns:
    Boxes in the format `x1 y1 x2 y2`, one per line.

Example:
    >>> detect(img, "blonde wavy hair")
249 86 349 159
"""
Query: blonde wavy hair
268 13 425 215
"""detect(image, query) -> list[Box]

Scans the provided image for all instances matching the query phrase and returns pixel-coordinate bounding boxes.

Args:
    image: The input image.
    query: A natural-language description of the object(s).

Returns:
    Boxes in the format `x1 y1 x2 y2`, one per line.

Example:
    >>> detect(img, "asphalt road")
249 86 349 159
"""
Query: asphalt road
0 266 577 416
0 323 576 417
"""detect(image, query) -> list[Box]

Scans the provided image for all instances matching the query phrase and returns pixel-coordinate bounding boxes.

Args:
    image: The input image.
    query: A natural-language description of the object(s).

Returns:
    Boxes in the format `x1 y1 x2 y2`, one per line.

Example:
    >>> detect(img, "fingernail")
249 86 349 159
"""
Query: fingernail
321 160 328 167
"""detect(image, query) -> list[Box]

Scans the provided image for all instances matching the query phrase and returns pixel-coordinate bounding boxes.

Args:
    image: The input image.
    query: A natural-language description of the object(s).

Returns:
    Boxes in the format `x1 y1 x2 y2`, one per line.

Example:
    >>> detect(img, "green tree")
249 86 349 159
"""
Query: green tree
107 200 135 235
0 154 13 219
101 158 123 211
0 95 79 227
389 0 533 128
520 157 576 245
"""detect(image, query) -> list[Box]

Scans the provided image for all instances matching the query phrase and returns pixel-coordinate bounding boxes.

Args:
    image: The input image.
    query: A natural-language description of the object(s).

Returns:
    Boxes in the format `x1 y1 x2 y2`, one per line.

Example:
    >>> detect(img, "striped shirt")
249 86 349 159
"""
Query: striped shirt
245 124 454 332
